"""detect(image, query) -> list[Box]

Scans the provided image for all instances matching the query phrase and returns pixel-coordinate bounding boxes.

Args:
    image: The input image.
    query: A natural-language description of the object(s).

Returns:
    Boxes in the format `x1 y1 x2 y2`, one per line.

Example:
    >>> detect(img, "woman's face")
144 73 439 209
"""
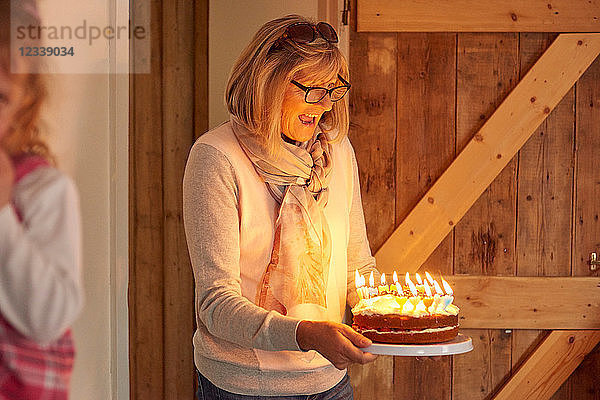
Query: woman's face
280 73 338 143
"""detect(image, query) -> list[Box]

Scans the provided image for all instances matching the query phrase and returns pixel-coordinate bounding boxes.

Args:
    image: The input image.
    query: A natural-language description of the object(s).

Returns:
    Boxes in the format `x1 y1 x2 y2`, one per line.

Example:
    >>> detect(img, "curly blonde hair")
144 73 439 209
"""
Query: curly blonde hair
226 15 349 156
0 0 53 161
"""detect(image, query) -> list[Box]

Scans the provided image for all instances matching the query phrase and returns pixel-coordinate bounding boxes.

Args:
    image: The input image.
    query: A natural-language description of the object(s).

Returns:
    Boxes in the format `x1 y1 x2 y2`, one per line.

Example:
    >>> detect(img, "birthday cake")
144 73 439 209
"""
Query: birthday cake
351 272 460 344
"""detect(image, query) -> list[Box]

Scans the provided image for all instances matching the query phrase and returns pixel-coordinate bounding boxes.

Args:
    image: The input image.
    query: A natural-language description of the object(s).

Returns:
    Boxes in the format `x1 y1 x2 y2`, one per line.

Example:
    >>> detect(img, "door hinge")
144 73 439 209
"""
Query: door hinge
342 0 350 26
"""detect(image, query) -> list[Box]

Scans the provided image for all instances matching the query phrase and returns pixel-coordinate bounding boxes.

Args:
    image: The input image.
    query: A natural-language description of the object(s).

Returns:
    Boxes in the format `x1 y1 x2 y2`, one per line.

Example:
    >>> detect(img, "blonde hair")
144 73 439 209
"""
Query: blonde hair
226 15 349 155
0 0 53 161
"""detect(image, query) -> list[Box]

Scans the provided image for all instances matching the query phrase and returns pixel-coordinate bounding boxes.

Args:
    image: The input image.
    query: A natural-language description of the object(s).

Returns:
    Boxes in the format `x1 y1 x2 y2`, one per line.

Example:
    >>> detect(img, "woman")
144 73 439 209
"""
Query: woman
183 15 379 399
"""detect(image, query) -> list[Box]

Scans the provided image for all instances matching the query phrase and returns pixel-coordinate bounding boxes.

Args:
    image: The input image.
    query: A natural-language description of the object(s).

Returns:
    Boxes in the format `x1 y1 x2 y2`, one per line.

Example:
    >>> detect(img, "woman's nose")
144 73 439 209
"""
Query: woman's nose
318 95 333 111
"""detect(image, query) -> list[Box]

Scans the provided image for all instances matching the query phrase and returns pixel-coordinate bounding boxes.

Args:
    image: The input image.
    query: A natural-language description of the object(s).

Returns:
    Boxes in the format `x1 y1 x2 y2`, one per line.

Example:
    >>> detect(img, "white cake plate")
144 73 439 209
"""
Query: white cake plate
361 333 473 356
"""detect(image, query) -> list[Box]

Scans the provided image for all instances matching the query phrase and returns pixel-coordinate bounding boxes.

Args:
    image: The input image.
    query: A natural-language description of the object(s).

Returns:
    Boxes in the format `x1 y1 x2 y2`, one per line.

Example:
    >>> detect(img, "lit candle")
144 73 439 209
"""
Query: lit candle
425 271 435 286
433 279 444 295
390 271 399 294
361 275 369 300
423 280 432 297
368 271 378 298
415 273 423 284
431 279 444 313
405 273 420 308
378 273 389 295
415 272 425 295
422 281 434 309
441 277 454 309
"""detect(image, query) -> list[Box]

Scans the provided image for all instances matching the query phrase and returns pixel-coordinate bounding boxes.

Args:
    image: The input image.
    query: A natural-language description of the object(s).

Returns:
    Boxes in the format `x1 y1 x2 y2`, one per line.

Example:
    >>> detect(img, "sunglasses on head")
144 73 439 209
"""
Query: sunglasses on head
269 22 338 53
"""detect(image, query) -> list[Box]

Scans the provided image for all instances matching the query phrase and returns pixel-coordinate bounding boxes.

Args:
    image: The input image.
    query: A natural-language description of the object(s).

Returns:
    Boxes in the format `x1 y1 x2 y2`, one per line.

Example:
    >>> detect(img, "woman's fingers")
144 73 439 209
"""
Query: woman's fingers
297 321 379 369
336 325 378 366
339 324 372 348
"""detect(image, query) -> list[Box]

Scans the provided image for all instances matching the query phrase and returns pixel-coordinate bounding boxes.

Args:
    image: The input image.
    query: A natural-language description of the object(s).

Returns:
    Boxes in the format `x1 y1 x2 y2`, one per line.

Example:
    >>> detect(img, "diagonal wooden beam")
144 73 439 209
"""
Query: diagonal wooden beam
374 33 600 273
357 0 600 32
492 330 600 400
446 276 600 329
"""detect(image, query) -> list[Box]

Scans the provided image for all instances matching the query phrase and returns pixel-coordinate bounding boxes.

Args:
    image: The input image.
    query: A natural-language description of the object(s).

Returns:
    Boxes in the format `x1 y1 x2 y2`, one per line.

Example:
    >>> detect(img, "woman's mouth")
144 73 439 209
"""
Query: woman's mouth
298 113 319 126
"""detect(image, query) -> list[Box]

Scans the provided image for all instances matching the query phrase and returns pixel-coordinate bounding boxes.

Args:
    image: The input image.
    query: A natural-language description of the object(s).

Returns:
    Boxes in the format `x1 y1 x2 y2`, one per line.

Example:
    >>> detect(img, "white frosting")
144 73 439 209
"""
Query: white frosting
352 294 460 317
359 325 459 334
352 294 403 315
401 299 414 314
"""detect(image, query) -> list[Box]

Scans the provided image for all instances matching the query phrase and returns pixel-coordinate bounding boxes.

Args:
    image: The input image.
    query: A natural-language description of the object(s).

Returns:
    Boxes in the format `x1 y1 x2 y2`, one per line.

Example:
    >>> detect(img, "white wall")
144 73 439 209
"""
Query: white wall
209 0 320 129
38 1 129 399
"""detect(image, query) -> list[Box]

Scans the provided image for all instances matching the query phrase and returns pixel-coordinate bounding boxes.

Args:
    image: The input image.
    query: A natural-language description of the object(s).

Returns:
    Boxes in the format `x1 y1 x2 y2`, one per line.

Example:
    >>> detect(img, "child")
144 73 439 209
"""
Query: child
0 1 83 399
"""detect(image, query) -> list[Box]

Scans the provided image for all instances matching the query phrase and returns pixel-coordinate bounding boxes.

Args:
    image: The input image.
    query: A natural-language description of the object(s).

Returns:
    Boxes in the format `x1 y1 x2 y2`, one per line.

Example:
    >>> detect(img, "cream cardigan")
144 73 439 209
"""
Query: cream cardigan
183 121 377 396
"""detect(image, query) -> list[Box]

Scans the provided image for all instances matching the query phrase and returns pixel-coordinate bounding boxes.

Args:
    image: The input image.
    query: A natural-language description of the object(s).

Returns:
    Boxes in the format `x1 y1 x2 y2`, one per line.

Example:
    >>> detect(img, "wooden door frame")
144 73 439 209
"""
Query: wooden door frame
129 0 208 399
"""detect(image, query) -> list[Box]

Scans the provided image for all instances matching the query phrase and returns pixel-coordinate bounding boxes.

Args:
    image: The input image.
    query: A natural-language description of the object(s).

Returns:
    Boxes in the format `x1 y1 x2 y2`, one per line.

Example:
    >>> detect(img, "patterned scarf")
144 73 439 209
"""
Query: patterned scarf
231 117 334 320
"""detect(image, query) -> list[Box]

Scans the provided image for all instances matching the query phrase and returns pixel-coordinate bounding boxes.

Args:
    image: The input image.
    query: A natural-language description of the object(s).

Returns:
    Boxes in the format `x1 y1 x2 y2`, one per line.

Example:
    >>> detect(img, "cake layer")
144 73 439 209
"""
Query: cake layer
353 313 458 330
355 325 459 344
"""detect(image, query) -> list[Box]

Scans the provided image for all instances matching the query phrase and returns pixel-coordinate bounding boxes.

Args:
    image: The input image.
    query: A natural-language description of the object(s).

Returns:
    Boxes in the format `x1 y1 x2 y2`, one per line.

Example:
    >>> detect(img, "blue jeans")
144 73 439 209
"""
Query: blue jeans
196 371 354 400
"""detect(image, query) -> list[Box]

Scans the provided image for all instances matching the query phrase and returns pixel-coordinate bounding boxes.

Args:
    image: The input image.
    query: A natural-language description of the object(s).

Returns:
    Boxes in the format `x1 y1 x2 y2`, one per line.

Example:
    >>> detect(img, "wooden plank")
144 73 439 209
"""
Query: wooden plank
393 32 456 400
162 0 196 399
516 33 573 279
129 0 164 398
194 0 209 139
514 32 573 400
570 37 600 400
446 276 600 329
492 331 600 400
395 33 456 272
573 42 600 282
452 32 518 400
375 33 600 274
570 343 600 399
348 32 397 252
347 357 394 399
347 27 397 398
453 329 512 399
454 32 519 276
395 356 452 400
357 0 600 32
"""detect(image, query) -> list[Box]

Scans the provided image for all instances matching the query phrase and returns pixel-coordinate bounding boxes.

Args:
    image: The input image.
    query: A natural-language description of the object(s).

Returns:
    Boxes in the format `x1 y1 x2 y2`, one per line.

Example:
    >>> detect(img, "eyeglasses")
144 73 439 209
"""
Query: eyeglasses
269 22 338 53
291 75 351 104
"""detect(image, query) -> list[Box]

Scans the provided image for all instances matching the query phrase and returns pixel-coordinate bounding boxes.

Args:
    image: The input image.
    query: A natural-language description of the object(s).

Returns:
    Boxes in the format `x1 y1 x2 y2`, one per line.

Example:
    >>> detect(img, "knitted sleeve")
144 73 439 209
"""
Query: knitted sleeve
183 142 301 352
0 167 83 344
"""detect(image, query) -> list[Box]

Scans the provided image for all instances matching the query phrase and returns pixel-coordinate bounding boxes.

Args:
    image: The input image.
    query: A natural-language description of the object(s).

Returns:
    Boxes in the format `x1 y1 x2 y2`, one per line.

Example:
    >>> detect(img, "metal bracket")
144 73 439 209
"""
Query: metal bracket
342 0 350 26
591 252 600 271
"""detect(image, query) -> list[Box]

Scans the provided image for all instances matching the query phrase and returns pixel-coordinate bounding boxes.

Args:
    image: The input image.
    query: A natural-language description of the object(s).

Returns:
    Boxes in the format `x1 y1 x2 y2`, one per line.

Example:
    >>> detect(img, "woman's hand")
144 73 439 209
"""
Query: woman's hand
0 147 14 208
296 320 378 370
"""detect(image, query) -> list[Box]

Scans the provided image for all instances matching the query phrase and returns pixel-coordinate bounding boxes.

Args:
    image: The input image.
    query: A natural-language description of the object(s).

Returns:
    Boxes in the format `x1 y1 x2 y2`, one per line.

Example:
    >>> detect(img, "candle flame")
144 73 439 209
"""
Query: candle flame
355 270 360 289
369 271 374 287
425 271 435 285
424 281 432 296
441 277 453 295
405 273 418 297
381 273 386 285
415 273 423 285
393 271 398 284
433 280 444 295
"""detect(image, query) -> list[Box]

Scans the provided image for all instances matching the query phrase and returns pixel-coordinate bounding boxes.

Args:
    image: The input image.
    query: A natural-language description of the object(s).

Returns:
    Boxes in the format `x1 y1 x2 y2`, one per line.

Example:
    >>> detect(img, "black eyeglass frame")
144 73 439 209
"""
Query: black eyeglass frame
290 74 351 104
269 22 339 54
